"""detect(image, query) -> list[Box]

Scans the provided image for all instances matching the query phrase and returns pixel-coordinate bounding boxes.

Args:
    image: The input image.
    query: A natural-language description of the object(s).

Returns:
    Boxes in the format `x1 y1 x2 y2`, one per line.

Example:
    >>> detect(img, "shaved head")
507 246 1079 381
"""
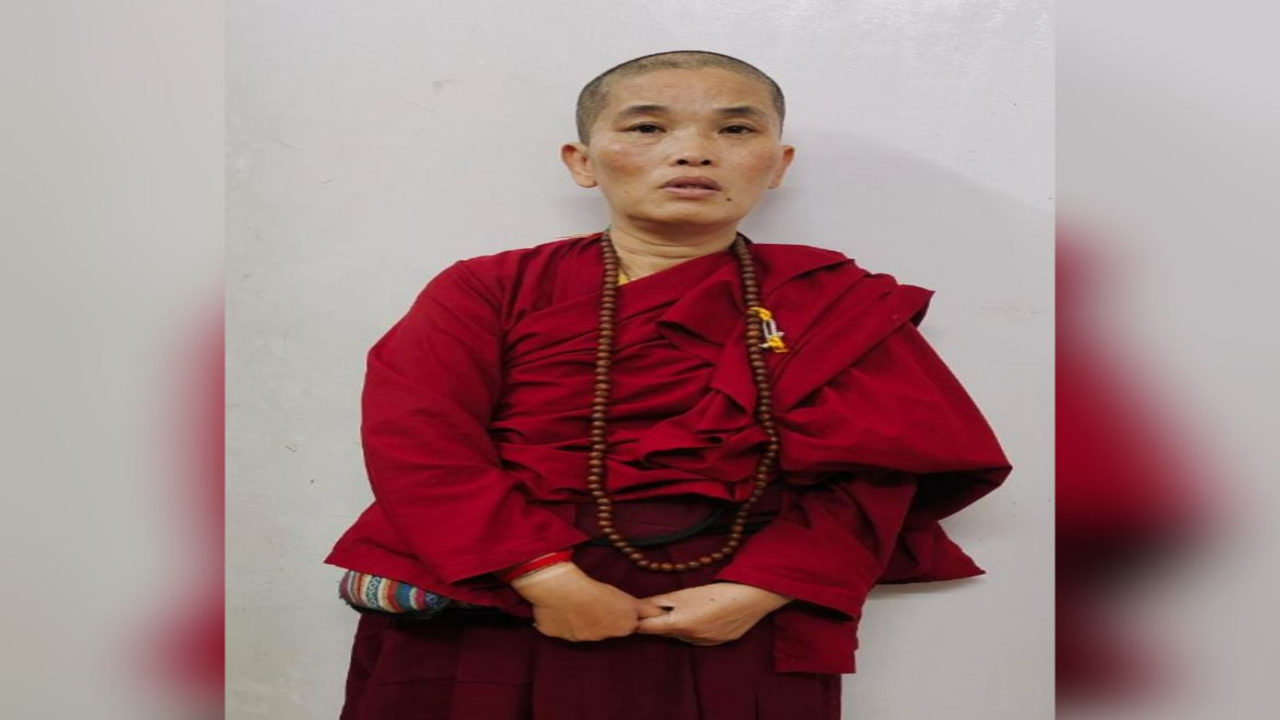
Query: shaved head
575 50 786 145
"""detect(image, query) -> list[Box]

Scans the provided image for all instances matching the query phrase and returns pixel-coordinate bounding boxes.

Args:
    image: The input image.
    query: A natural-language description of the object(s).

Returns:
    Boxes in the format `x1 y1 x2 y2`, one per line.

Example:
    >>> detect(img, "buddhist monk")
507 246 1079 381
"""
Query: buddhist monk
325 49 1012 719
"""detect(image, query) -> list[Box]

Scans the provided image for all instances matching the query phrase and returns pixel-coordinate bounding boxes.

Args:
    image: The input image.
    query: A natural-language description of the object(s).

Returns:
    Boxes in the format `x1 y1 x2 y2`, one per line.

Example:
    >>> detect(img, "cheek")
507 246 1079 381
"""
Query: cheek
739 152 781 179
595 144 652 179
719 153 783 204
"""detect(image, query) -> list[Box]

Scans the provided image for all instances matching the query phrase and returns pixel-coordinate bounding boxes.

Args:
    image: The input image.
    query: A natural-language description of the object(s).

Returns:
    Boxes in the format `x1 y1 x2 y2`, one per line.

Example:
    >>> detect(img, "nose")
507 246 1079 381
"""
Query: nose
672 129 716 166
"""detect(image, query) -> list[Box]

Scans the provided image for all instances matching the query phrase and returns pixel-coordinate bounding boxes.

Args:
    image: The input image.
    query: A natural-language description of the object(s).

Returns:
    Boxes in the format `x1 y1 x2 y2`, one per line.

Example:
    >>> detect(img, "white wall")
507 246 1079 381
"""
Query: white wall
227 1 1053 717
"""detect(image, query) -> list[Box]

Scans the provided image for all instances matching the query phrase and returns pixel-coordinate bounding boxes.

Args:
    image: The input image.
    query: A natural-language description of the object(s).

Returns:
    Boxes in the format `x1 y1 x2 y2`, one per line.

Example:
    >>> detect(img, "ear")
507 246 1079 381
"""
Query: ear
767 145 796 189
560 142 598 189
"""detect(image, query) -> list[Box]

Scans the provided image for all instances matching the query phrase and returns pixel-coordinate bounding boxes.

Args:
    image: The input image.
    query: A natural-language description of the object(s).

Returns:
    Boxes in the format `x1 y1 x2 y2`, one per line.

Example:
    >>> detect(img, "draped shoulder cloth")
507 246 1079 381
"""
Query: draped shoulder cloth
325 231 1013 674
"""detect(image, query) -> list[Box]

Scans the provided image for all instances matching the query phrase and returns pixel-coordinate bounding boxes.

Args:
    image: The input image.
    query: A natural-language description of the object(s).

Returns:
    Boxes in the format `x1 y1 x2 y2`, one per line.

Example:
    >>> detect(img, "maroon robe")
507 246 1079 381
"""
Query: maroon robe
325 230 1012 696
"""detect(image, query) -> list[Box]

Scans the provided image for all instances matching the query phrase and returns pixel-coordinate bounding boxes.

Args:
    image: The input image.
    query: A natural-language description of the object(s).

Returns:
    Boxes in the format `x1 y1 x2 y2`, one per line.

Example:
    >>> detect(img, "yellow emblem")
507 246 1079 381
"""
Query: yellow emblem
748 306 789 353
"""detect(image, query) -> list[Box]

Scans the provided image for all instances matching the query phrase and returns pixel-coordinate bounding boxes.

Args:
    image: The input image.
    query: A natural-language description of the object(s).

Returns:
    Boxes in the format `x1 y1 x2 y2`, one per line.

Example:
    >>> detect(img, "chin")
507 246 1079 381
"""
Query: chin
637 209 738 228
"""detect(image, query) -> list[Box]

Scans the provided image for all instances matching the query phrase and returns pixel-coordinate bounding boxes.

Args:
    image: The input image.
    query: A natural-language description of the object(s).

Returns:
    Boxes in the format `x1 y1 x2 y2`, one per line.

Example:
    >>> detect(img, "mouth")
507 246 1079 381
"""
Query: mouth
661 176 723 198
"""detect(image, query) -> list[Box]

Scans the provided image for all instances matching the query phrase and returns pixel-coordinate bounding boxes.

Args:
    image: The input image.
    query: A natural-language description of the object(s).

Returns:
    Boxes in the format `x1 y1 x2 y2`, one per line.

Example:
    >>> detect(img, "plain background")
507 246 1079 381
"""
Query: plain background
226 1 1053 717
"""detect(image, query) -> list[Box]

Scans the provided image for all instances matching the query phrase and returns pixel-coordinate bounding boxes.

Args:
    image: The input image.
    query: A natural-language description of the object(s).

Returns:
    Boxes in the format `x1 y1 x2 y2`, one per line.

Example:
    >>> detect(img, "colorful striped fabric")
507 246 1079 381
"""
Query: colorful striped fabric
337 570 481 616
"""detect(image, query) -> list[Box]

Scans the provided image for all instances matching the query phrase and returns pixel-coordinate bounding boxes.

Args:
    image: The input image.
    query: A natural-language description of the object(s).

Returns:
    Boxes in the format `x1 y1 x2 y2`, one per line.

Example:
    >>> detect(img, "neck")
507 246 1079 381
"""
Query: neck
604 220 741 280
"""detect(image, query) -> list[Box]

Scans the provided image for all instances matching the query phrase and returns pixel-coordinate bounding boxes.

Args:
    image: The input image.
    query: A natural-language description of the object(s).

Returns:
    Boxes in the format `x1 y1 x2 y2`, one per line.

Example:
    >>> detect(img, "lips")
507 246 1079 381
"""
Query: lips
661 176 722 191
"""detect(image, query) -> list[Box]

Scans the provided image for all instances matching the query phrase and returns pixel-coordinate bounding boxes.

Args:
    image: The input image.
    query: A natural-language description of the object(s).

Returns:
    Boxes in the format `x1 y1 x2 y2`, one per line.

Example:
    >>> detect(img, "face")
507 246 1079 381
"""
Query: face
561 67 795 233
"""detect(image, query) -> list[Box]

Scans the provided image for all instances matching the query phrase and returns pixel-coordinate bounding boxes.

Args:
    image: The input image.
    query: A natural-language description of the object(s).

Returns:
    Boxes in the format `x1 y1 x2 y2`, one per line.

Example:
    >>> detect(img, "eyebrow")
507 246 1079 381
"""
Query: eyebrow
614 104 771 122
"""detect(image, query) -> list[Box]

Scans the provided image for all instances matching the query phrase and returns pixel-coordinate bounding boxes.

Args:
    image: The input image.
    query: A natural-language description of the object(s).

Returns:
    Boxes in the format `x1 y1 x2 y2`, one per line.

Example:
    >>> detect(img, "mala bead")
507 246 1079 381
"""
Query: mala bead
591 229 784 572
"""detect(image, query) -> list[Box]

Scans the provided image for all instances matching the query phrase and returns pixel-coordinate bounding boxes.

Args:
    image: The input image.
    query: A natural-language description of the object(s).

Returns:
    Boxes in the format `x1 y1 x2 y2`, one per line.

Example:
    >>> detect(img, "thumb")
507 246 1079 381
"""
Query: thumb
635 600 670 620
635 611 676 634
635 601 680 634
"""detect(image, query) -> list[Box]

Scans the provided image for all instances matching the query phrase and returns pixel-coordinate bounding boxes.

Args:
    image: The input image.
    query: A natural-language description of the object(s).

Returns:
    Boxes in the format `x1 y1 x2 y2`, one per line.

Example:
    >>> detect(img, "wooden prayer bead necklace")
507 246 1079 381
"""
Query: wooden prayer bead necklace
592 229 787 573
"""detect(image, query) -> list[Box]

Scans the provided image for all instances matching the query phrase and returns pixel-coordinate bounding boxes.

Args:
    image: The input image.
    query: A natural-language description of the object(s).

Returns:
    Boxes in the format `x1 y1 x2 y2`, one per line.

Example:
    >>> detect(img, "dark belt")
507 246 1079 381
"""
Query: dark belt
581 502 776 546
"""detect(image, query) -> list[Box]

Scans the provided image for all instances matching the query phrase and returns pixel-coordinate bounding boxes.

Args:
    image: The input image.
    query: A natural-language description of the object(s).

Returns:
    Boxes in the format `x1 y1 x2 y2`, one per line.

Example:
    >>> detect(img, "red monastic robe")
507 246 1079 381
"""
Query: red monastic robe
324 231 1012 675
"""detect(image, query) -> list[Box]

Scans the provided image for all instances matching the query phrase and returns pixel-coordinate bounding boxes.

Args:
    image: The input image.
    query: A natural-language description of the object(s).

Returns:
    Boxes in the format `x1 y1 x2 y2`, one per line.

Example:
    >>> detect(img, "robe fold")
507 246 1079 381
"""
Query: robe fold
324 230 1012 676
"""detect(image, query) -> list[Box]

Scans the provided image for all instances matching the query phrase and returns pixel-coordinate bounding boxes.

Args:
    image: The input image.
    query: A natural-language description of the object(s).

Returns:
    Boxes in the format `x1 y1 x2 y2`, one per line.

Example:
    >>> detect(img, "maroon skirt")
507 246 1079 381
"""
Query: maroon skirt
337 490 842 720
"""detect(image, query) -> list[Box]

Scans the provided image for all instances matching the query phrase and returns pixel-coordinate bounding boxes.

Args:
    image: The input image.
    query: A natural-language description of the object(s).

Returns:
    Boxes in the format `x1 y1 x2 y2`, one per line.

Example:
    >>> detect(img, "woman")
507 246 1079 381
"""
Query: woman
325 50 1012 719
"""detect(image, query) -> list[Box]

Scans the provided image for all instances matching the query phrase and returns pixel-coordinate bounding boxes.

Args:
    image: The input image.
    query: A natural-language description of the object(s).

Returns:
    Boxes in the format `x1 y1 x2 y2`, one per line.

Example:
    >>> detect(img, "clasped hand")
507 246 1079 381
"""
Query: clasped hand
633 583 794 646
514 565 793 647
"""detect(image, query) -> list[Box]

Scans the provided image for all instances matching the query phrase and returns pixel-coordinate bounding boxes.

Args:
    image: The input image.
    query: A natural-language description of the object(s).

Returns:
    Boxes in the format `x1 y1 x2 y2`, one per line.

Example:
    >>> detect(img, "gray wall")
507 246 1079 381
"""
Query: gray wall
227 1 1053 717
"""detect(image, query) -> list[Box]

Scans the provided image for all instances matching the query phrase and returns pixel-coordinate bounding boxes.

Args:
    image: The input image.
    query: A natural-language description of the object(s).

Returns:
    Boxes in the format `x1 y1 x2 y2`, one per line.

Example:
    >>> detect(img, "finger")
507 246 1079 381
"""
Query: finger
636 602 670 619
635 616 677 635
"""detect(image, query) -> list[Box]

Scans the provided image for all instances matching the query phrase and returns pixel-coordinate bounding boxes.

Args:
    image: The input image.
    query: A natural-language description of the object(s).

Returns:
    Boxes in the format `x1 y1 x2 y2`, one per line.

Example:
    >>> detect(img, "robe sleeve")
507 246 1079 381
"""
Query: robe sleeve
711 313 1010 622
711 470 917 621
360 260 591 585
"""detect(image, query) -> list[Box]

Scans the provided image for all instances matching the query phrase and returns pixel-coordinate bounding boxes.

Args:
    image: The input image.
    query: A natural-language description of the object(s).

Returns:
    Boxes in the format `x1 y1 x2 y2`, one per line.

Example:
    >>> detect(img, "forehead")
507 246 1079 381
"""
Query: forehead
600 67 774 116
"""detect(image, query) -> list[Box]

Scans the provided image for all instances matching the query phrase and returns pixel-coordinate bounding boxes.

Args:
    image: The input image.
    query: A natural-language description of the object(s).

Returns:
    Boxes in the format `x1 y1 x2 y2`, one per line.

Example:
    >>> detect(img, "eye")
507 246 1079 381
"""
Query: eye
628 123 663 134
723 125 756 134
